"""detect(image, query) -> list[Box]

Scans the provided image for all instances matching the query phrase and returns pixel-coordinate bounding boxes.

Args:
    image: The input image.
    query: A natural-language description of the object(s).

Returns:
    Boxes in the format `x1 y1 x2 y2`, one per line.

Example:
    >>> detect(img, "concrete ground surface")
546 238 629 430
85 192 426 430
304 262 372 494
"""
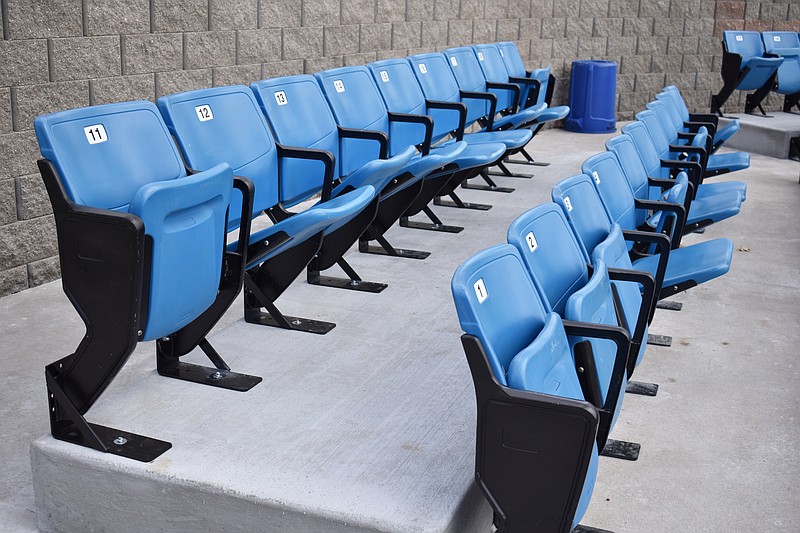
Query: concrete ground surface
1 126 798 532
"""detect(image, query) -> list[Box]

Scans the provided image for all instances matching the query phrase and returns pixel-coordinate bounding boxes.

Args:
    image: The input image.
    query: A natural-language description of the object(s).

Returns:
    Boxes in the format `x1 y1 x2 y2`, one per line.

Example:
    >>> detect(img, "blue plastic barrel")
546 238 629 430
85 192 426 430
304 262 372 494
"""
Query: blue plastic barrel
564 60 617 133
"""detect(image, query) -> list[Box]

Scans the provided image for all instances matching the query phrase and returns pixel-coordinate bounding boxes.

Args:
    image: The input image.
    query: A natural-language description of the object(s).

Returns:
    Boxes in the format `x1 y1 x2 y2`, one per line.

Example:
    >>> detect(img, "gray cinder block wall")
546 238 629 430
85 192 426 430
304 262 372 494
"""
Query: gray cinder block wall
0 0 797 297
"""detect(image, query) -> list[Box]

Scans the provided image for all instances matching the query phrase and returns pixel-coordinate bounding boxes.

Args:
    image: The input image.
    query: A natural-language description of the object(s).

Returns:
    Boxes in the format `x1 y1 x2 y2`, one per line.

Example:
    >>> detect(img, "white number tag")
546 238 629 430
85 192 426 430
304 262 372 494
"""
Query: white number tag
564 196 573 212
418 63 428 74
274 91 288 106
195 104 213 121
592 170 601 185
450 56 458 67
474 278 488 303
333 80 345 93
525 231 538 253
380 70 389 82
735 35 743 41
499 49 504 56
84 124 107 144
774 36 781 42
477 52 484 61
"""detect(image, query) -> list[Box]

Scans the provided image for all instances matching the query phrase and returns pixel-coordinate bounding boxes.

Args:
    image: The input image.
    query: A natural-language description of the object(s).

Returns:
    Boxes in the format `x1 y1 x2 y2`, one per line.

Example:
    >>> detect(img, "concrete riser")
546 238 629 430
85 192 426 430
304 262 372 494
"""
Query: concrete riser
722 112 800 159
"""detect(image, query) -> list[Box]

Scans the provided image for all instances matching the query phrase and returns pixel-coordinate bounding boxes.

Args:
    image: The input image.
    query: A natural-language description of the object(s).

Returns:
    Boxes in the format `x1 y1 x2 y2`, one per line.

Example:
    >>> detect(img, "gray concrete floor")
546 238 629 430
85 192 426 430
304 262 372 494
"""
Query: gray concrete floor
2 127 799 532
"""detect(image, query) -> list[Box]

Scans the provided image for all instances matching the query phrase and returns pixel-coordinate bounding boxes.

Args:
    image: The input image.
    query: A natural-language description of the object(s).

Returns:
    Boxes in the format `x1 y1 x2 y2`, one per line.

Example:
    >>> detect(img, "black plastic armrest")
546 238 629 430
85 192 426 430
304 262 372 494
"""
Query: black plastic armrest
634 198 686 248
684 120 717 137
425 99 468 141
337 126 389 160
276 143 336 202
668 143 706 158
621 229 670 319
388 111 433 156
648 177 677 189
688 113 719 127
231 176 255 259
562 320 630 417
508 75 541 88
607 267 656 362
460 90 498 131
485 81 521 110
676 131 697 140
661 159 703 191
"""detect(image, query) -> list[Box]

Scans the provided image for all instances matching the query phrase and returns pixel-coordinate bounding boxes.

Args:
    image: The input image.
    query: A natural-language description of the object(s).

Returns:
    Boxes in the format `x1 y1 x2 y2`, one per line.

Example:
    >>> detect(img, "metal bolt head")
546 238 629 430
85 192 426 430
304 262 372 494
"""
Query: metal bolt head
211 371 223 380
291 319 302 326
113 436 128 446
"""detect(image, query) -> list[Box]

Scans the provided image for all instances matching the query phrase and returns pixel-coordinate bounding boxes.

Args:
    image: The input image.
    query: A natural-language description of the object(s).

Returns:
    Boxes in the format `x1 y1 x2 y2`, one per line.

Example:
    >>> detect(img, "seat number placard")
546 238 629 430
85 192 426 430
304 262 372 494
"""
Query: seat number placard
84 124 107 144
525 232 538 253
774 36 781 42
450 56 458 67
274 91 288 106
195 104 213 121
736 35 743 41
419 63 428 74
380 71 389 82
477 52 484 61
592 170 601 184
334 79 345 92
564 196 573 212
474 278 488 303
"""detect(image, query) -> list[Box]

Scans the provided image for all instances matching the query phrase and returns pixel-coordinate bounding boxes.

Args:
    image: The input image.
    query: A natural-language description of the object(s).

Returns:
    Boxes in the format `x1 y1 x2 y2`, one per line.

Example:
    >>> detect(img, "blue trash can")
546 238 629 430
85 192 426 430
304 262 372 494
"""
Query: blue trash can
564 60 617 133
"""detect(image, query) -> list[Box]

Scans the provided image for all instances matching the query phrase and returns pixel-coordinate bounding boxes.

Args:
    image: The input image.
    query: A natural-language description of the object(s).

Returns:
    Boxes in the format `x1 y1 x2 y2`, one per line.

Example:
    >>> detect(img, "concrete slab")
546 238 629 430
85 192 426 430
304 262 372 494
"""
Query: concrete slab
3 126 799 533
722 111 800 159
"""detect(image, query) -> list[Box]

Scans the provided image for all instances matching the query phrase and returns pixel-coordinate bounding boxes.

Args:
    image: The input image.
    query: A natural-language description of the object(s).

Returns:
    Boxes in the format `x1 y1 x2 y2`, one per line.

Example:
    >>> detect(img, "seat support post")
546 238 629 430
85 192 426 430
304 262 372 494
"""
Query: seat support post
433 191 492 210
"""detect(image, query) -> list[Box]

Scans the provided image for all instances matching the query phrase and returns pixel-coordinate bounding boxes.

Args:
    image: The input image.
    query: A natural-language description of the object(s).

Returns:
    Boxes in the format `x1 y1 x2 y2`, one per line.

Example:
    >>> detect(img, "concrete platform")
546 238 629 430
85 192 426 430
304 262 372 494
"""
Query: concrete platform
3 127 800 532
722 111 800 159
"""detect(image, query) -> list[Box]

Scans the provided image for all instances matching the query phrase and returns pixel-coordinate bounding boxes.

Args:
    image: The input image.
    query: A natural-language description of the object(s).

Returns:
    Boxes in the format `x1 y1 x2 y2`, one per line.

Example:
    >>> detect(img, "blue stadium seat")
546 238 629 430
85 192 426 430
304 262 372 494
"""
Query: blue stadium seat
315 65 469 234
250 75 434 262
659 86 739 153
452 243 625 532
34 101 264 461
712 31 784 116
761 32 800 112
368 57 508 211
158 86 377 334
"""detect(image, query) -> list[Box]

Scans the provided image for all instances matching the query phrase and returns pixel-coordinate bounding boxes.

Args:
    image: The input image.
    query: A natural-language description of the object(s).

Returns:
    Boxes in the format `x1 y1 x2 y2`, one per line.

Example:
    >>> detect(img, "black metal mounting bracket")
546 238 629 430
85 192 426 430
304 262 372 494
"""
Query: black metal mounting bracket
460 172 515 193
573 524 614 533
358 234 430 260
243 276 336 334
647 333 673 347
307 257 387 293
156 338 262 392
626 380 659 397
600 438 641 461
485 160 536 179
399 206 464 233
656 300 683 311
433 192 492 211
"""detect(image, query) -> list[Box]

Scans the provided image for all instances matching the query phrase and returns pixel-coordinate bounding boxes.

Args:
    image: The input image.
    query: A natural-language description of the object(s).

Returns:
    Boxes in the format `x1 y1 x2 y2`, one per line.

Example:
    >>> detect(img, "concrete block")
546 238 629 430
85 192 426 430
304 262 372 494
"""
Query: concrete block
238 29 282 65
0 178 17 225
447 20 473 45
650 54 683 73
152 0 208 32
0 89 12 135
716 1 745 20
639 0 669 17
551 37 578 58
185 31 236 70
210 0 257 31
406 0 435 21
302 0 340 27
434 0 460 20
213 64 262 87
669 0 701 19
91 74 156 105
261 60 304 79
530 0 554 17
341 0 375 24
744 19 774 32
86 0 150 36
635 72 666 92
620 53 651 75
27 255 60 288
699 0 715 18
713 19 744 36
507 0 531 19
606 36 637 55
652 17 684 36
0 40 49 87
771 20 798 32
0 215 57 270
50 37 122 82
637 36 668 55
392 21 421 49
122 33 182 75
284 27 323 60
13 81 90 133
343 52 378 66
155 69 212 98
580 0 610 17
324 25 360 56
421 21 449 48
459 0 485 19
623 17 653 36
472 19 495 43
618 91 650 112
664 72 696 89
684 18 714 37
541 17 566 38
759 2 788 21
261 0 301 27
566 17 594 37
0 265 28 297
376 49 400 60
694 71 718 91
617 73 635 92
0 131 39 180
594 18 623 37
359 23 392 52
553 0 579 17
15 173 51 221
485 0 507 19
578 36 608 57
529 38 553 61
667 34 698 55
681 54 713 74
608 0 640 18
519 18 542 39
789 4 800 20
377 0 406 22
304 56 344 73
5 0 82 39
496 19 520 41
513 39 531 61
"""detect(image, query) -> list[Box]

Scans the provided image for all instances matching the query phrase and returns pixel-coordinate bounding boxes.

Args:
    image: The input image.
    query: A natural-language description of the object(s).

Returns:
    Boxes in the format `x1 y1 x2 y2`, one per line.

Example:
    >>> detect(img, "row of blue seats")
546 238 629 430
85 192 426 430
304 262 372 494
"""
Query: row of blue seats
451 85 749 532
35 42 567 462
712 30 800 116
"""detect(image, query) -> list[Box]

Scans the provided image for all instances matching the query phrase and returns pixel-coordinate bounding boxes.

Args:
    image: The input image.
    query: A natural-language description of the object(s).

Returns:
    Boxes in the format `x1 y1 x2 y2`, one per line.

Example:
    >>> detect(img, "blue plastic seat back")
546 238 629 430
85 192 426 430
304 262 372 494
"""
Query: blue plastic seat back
635 108 672 156
35 101 232 340
472 43 517 111
251 75 341 201
606 133 656 203
369 58 460 145
451 244 550 387
444 47 498 116
507 204 589 317
644 100 679 144
497 41 527 78
663 86 690 121
581 152 640 233
529 67 552 107
762 32 800 94
655 91 685 133
551 174 614 259
157 86 280 226
724 31 783 90
315 66 403 165
622 118 669 180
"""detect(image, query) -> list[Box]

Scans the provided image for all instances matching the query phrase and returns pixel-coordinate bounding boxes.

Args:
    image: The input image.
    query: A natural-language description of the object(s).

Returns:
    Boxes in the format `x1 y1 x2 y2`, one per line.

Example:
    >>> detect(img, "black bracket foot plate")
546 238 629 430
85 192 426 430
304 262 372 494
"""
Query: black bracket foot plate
573 525 614 533
399 219 464 233
647 333 673 347
506 156 550 167
56 423 172 463
360 244 430 259
656 300 683 311
433 197 492 210
485 169 535 179
460 182 515 193
626 380 659 397
245 311 336 334
157 362 262 391
308 275 387 293
601 438 641 461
